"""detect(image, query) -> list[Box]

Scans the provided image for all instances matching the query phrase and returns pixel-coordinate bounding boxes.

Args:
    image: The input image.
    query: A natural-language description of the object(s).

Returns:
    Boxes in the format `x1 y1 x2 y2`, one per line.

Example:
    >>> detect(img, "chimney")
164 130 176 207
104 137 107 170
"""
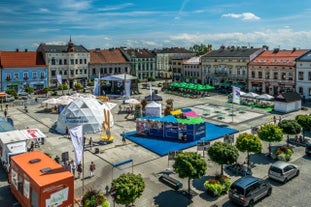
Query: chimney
25 49 28 52
292 47 296 53
273 48 279 53
16 48 19 52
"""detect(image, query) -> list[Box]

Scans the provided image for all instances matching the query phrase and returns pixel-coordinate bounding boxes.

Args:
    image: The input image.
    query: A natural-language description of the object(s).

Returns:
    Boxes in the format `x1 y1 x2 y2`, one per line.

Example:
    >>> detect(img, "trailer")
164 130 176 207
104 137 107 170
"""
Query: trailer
0 130 28 172
10 150 74 207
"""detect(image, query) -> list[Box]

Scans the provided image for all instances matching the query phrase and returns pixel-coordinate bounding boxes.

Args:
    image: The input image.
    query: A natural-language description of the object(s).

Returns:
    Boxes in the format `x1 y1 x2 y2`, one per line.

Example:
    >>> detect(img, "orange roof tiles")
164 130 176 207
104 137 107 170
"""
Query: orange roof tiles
89 48 129 64
249 49 309 67
0 51 46 68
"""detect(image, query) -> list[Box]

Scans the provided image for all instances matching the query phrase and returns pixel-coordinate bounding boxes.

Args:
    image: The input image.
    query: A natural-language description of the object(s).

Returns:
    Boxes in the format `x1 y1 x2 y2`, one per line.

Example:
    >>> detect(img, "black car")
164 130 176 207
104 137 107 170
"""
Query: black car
229 176 272 207
305 143 311 156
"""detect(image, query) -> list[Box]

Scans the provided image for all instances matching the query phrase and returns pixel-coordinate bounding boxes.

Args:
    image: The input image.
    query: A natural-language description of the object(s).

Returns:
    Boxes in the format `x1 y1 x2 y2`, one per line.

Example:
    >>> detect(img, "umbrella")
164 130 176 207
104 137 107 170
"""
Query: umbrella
42 98 60 105
56 96 74 105
244 92 259 98
125 98 140 105
256 94 274 100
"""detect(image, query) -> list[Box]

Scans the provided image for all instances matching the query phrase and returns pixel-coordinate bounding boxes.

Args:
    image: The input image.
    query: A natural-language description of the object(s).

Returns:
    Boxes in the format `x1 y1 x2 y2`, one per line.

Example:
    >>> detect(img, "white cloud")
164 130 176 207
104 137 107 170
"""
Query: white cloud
98 3 133 12
222 12 260 21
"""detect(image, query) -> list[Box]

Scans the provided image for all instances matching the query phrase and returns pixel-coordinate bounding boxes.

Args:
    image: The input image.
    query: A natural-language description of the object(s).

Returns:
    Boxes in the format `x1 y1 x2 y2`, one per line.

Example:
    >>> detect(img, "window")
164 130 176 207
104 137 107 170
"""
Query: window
64 71 67 75
71 70 74 75
23 72 29 80
18 174 23 193
258 71 262 79
40 72 45 79
299 87 303 95
75 59 78 64
64 59 67 65
273 72 278 80
281 72 286 80
251 71 255 78
298 71 304 80
51 58 55 65
14 73 18 80
31 188 39 207
265 71 270 79
288 72 293 80
308 72 311 81
32 72 37 79
70 59 74 65
51 70 56 76
84 59 87 64
309 88 311 96
59 59 62 65
80 59 82 64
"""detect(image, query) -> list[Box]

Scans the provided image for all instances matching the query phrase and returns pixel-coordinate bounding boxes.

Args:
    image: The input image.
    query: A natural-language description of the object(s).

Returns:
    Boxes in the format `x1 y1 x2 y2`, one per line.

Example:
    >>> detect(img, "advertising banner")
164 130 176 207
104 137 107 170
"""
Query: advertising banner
232 86 241 104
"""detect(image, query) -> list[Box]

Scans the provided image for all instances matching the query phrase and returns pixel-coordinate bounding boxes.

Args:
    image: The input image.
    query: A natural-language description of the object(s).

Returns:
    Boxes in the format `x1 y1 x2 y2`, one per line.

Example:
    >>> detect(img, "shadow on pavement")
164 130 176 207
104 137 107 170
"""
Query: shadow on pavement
153 190 193 207
192 175 213 191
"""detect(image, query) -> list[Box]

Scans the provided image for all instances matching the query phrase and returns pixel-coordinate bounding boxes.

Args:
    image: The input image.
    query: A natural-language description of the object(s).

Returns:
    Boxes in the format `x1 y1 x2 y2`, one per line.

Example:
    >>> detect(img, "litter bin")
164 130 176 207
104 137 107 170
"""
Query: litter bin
95 148 100 154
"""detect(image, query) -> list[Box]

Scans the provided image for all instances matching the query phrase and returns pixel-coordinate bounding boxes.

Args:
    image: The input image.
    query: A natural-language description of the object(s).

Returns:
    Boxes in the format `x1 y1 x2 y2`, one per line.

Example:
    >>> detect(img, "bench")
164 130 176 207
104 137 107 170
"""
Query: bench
159 174 183 190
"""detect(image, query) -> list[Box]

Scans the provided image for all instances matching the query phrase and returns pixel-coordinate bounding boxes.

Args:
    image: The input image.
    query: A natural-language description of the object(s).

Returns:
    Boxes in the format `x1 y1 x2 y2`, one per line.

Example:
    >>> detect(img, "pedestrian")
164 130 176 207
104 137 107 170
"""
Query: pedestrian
89 161 96 177
83 136 86 147
273 115 277 124
4 108 8 118
29 141 35 152
242 161 248 176
89 137 93 151
5 103 8 110
65 126 69 138
77 163 82 179
279 115 282 123
70 160 76 178
54 155 60 164
122 131 126 144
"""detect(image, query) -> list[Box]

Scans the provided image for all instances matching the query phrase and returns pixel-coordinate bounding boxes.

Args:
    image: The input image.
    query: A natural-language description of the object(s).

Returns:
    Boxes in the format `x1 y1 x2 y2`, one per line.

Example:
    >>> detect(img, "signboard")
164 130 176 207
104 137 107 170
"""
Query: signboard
65 116 88 124
7 141 27 154
197 141 210 151
45 187 69 207
20 128 46 139
168 150 182 161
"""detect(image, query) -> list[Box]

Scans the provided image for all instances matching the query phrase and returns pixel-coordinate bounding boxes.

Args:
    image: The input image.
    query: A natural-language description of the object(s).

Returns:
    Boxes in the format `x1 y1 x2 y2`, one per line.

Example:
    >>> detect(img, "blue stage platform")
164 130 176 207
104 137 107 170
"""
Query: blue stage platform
125 122 238 156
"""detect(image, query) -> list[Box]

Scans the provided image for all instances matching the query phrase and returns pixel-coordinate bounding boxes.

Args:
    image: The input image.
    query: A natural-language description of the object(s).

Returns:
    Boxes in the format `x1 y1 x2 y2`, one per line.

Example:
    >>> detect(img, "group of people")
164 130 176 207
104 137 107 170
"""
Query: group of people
294 135 305 143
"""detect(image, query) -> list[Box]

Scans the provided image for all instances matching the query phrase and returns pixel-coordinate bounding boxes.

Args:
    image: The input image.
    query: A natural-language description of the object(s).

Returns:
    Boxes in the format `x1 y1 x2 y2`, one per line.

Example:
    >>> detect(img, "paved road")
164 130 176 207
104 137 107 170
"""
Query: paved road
214 153 311 207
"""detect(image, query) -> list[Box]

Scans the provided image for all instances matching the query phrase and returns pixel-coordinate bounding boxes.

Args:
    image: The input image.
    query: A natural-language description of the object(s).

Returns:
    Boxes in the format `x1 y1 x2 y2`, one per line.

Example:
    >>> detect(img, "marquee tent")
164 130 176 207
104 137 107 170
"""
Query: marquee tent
145 101 162 117
56 98 114 134
145 93 163 101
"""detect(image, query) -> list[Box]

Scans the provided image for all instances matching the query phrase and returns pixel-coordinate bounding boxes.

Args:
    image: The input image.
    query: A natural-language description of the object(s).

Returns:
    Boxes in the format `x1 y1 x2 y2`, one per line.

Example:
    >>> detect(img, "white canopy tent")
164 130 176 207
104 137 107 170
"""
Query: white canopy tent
244 92 259 98
256 94 274 101
145 101 162 117
56 98 114 134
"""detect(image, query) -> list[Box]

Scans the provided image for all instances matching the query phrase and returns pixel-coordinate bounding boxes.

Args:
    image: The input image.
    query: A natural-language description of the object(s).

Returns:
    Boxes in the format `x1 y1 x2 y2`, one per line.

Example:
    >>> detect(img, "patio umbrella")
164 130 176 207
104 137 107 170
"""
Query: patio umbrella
56 96 74 105
125 98 140 105
244 92 259 98
42 98 60 105
256 94 274 101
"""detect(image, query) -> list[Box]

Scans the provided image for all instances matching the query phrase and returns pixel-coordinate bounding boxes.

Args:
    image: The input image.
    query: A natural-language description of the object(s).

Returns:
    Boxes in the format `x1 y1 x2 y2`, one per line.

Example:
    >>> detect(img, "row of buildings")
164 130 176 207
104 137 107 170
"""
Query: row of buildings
1 38 311 99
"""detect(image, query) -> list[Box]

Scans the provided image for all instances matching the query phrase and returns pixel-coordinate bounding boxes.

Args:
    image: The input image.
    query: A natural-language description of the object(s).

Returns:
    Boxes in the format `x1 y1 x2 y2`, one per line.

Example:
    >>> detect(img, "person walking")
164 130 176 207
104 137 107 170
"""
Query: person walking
29 141 35 152
4 108 8 118
89 137 93 151
77 163 82 179
89 161 96 177
70 160 76 178
242 161 248 176
122 131 126 144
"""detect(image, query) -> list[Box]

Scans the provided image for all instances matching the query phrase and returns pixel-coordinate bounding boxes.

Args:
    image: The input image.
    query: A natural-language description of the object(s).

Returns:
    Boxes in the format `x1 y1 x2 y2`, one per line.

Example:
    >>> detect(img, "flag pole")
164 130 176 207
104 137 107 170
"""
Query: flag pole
82 124 85 196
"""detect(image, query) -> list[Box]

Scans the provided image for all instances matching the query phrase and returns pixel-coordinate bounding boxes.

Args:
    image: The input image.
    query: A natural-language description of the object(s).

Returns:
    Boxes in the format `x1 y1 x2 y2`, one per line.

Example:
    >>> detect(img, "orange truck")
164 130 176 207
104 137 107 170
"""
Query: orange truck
9 150 74 207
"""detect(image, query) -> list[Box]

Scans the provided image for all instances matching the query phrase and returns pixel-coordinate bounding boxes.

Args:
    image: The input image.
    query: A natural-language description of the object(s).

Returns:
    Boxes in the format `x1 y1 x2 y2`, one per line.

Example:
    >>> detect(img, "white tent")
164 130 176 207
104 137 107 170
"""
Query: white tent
244 92 259 98
256 94 274 101
145 101 162 117
56 98 114 134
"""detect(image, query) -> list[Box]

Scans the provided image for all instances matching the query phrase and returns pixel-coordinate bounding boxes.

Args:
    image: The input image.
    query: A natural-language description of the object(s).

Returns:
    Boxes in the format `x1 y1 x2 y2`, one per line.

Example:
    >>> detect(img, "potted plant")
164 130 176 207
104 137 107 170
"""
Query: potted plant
204 175 231 197
82 189 110 207
272 145 293 161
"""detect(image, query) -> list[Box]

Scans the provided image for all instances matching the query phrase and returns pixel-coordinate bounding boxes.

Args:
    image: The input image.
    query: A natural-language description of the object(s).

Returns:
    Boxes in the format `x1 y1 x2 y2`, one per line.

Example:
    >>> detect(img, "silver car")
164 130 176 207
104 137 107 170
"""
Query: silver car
268 161 299 183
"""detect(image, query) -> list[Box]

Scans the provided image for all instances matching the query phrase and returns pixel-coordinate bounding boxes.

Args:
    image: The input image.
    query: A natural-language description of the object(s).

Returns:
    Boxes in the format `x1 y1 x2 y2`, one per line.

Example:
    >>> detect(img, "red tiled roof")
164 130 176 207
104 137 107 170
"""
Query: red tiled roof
249 49 309 66
89 48 128 64
122 48 155 58
0 51 46 68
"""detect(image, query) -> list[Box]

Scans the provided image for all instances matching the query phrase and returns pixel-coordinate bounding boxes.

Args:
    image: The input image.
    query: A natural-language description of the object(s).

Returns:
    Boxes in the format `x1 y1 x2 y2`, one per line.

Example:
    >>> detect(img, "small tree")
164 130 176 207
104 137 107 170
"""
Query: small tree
208 142 239 175
257 123 283 155
295 114 311 138
235 133 262 167
82 188 110 207
111 173 145 206
173 152 207 194
278 119 301 145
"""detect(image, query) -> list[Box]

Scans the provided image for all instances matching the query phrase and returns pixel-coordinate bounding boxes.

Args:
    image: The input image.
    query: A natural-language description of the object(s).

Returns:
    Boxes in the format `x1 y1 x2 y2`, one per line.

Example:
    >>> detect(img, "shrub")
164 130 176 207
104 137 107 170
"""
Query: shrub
204 175 231 197
273 146 293 161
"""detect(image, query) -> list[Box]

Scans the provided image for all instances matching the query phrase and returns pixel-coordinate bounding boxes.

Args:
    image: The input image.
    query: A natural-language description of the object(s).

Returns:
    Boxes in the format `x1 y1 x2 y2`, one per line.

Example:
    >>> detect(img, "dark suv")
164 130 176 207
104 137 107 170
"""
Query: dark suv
229 176 272 207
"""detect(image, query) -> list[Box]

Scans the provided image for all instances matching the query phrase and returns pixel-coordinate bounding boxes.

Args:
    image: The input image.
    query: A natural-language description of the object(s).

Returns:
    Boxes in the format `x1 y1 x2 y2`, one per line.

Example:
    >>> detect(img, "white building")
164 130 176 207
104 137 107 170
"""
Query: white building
296 50 311 100
37 37 90 88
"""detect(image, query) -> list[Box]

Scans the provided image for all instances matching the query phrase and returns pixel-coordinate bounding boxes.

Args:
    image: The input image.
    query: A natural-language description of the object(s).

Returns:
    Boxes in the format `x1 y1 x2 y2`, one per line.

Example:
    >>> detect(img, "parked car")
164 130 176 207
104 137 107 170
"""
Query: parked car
229 176 272 207
305 143 311 156
18 92 30 100
34 89 47 95
268 161 299 183
0 94 15 102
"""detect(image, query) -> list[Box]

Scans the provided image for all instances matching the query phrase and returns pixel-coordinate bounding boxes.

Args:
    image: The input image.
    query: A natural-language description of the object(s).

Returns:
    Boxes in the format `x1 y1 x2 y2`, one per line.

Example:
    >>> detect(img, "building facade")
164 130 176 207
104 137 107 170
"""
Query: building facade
120 48 156 80
248 48 308 95
0 50 48 92
155 47 195 79
37 38 89 88
295 50 311 100
181 56 202 83
89 48 130 80
201 46 263 87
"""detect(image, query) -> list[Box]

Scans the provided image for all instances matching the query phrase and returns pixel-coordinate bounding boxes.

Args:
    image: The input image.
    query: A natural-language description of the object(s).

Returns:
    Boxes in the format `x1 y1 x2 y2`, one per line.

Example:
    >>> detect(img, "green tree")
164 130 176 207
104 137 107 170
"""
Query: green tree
189 44 212 56
173 152 207 194
235 133 262 167
257 123 283 155
278 119 301 145
207 142 239 175
6 88 18 98
111 173 145 206
25 87 34 94
295 114 311 138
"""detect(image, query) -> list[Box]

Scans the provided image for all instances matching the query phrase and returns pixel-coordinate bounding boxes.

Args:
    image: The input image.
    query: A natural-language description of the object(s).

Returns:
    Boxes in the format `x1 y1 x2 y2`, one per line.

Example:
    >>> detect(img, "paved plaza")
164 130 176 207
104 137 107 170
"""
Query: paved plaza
0 83 310 207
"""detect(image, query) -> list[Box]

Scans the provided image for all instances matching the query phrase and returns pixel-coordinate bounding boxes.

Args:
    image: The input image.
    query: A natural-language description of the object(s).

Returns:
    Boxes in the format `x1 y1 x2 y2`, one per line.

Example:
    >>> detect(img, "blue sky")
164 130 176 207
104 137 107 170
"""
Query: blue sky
1 0 311 51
